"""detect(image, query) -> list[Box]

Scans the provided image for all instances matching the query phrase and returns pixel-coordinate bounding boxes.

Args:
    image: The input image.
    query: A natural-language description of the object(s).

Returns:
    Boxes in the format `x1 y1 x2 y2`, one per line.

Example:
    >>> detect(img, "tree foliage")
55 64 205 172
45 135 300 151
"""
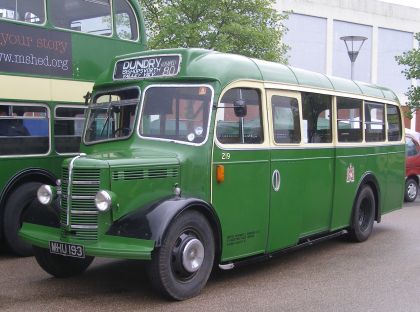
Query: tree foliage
395 33 420 118
139 0 289 63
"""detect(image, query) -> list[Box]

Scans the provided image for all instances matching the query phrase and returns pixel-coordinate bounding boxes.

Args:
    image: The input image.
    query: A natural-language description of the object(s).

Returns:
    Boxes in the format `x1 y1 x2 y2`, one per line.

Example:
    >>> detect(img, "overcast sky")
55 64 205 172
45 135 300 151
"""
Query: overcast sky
379 0 420 8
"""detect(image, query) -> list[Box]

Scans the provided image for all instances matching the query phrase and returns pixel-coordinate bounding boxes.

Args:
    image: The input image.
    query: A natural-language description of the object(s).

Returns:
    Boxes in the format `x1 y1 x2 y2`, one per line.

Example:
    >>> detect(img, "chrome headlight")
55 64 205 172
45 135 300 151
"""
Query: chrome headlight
37 185 55 205
95 190 112 212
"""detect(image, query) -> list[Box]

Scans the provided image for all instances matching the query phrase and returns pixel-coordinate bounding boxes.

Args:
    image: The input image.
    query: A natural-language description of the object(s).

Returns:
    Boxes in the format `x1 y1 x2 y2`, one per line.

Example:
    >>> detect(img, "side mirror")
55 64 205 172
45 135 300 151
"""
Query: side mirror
234 99 247 117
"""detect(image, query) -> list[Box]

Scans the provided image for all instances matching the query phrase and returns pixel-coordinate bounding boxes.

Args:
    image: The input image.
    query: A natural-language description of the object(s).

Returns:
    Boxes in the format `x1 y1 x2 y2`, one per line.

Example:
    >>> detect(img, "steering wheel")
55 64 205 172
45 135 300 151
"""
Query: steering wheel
113 127 131 137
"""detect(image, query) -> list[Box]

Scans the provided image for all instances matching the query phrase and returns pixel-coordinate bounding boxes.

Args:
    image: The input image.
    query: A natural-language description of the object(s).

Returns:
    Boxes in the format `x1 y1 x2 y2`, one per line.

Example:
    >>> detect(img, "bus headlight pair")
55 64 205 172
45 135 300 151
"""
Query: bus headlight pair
38 185 115 213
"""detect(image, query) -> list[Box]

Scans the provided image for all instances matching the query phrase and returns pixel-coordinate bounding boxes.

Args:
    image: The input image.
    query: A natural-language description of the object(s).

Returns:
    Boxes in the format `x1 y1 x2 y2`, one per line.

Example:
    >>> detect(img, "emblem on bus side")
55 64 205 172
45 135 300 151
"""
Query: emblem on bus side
113 54 181 80
346 164 355 183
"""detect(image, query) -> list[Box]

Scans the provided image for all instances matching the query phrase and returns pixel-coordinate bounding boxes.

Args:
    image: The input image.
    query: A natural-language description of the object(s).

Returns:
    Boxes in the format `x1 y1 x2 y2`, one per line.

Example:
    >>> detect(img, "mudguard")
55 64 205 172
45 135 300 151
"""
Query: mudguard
107 196 221 248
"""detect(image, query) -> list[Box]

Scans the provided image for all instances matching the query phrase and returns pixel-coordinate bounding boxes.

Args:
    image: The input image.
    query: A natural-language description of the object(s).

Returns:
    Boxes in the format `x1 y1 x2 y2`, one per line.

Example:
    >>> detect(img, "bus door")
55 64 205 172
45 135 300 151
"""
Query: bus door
266 90 335 252
212 85 270 261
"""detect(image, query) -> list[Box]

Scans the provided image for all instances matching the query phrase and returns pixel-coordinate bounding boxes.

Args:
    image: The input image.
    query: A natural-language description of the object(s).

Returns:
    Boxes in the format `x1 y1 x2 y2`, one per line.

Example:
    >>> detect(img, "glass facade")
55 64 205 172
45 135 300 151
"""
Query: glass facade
283 14 327 73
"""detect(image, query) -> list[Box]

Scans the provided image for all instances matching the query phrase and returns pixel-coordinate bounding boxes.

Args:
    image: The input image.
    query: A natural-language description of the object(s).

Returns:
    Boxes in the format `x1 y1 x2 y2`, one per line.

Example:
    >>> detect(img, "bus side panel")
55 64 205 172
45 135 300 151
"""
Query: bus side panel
212 147 270 262
384 144 405 213
331 147 371 229
267 148 334 252
331 146 392 230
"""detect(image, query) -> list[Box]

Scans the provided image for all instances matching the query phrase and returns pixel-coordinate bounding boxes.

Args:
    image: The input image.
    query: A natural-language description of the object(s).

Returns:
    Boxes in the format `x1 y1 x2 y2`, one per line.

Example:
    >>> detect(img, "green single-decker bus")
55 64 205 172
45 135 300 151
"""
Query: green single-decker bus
20 48 405 300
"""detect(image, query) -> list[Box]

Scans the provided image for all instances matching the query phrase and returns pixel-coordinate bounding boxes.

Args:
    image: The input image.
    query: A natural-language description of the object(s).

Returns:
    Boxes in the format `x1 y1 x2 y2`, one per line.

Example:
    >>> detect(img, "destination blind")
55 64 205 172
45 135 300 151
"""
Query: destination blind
113 54 181 80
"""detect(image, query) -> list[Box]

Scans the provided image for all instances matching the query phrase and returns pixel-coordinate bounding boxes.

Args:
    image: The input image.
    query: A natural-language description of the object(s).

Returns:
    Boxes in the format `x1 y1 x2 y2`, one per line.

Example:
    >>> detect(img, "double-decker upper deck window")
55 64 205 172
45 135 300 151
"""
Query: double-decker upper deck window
387 104 402 141
271 95 300 144
365 102 385 142
216 88 263 144
115 0 138 41
55 106 86 153
141 86 212 144
85 88 139 143
302 93 332 143
337 97 363 143
0 103 49 155
0 0 45 24
50 0 112 36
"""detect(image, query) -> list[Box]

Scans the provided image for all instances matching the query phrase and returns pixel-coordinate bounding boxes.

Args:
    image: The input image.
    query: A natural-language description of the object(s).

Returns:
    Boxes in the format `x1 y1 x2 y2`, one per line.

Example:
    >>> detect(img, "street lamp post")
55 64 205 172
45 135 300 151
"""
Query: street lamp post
340 36 368 80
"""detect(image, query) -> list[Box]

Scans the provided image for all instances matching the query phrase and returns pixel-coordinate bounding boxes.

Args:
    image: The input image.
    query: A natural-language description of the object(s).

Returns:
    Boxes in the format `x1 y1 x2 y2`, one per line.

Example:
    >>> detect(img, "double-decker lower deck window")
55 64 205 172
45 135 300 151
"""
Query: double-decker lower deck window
54 106 86 153
140 86 212 144
0 103 49 156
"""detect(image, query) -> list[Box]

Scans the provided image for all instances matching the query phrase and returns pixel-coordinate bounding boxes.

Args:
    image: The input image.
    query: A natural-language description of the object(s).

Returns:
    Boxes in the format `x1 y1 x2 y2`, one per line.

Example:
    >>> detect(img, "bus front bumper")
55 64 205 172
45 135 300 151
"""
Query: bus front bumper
19 223 155 260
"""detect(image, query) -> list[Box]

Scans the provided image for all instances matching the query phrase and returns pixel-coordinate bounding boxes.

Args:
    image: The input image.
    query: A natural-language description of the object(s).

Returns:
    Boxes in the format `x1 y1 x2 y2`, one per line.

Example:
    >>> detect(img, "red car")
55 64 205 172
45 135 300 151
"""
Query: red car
405 134 420 202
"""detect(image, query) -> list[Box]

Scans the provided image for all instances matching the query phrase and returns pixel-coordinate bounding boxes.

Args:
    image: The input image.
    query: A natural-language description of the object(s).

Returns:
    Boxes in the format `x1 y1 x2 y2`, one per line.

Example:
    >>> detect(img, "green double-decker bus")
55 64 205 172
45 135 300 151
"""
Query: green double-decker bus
21 48 405 300
0 0 147 256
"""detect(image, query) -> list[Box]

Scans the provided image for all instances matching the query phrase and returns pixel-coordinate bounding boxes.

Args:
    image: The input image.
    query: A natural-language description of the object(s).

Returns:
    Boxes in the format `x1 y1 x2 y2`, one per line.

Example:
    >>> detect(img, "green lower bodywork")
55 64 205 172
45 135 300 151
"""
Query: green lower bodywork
19 223 154 260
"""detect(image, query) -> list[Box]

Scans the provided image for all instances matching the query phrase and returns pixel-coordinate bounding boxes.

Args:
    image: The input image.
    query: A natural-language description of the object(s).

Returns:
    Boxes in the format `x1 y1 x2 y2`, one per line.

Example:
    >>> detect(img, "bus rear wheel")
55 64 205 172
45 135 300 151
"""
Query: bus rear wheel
33 246 94 278
148 210 215 300
3 182 42 256
349 185 375 242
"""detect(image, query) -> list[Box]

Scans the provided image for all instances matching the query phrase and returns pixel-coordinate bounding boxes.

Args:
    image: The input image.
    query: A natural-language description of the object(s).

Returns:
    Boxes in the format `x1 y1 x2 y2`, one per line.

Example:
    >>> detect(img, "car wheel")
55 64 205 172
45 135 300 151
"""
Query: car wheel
404 178 418 202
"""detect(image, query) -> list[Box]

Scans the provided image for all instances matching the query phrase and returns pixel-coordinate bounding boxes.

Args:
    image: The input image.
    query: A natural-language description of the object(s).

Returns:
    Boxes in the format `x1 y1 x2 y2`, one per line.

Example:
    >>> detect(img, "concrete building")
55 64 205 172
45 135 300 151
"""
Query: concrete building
276 0 420 130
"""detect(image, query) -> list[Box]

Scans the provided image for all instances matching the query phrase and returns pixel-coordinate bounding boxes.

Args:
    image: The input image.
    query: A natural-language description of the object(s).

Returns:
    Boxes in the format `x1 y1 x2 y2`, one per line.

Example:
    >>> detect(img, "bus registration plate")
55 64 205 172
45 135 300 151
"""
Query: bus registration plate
49 241 85 258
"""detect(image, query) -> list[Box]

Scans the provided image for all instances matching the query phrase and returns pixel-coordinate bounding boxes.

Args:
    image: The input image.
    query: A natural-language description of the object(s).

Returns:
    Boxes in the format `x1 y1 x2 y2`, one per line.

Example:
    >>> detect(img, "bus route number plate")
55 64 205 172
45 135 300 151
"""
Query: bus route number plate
49 241 85 258
113 54 181 80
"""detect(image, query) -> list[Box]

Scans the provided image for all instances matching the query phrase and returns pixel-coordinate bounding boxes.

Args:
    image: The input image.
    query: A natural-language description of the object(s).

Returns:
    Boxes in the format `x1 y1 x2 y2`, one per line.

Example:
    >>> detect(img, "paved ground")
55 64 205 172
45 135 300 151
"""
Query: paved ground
1 200 420 312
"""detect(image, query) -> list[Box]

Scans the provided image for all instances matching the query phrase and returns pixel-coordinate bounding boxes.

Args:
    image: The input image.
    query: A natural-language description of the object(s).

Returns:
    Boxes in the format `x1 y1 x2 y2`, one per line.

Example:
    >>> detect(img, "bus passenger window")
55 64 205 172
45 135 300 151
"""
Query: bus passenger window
55 106 86 154
50 0 112 36
115 0 138 41
337 98 363 143
0 104 49 156
365 102 385 142
271 95 300 144
387 104 402 141
0 0 44 24
302 93 332 143
216 88 263 144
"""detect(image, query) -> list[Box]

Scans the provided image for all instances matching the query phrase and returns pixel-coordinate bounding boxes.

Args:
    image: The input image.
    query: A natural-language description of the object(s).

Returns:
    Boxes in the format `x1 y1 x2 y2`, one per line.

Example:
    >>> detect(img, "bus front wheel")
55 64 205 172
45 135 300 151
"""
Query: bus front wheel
3 182 42 256
349 185 375 242
33 246 94 278
148 210 215 300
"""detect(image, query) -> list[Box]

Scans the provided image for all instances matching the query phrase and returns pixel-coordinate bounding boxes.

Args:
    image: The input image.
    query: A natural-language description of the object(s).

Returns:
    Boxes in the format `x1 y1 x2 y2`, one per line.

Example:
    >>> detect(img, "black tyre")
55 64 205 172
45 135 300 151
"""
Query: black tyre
3 182 42 256
33 246 94 278
404 178 418 202
349 185 375 242
148 210 215 300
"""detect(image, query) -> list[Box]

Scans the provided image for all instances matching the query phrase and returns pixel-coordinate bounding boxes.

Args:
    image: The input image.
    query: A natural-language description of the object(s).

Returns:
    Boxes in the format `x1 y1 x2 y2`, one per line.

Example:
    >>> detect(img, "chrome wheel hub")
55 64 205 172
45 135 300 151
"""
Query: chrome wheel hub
408 183 417 199
182 238 204 273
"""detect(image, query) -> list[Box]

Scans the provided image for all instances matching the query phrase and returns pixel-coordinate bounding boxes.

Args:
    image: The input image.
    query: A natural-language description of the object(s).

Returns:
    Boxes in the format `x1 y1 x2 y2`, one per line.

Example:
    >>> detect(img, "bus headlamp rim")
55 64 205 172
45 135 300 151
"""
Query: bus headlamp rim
37 185 56 205
95 190 112 212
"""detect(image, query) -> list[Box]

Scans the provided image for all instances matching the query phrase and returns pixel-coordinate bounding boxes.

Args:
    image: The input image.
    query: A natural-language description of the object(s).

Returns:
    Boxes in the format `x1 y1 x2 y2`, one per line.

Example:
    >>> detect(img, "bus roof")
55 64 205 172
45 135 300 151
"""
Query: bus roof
99 48 398 102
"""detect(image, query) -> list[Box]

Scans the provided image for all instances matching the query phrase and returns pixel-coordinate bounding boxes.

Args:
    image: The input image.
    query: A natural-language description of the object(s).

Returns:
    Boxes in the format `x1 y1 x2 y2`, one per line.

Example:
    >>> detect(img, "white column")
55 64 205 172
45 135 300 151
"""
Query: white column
326 17 334 75
371 25 378 84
